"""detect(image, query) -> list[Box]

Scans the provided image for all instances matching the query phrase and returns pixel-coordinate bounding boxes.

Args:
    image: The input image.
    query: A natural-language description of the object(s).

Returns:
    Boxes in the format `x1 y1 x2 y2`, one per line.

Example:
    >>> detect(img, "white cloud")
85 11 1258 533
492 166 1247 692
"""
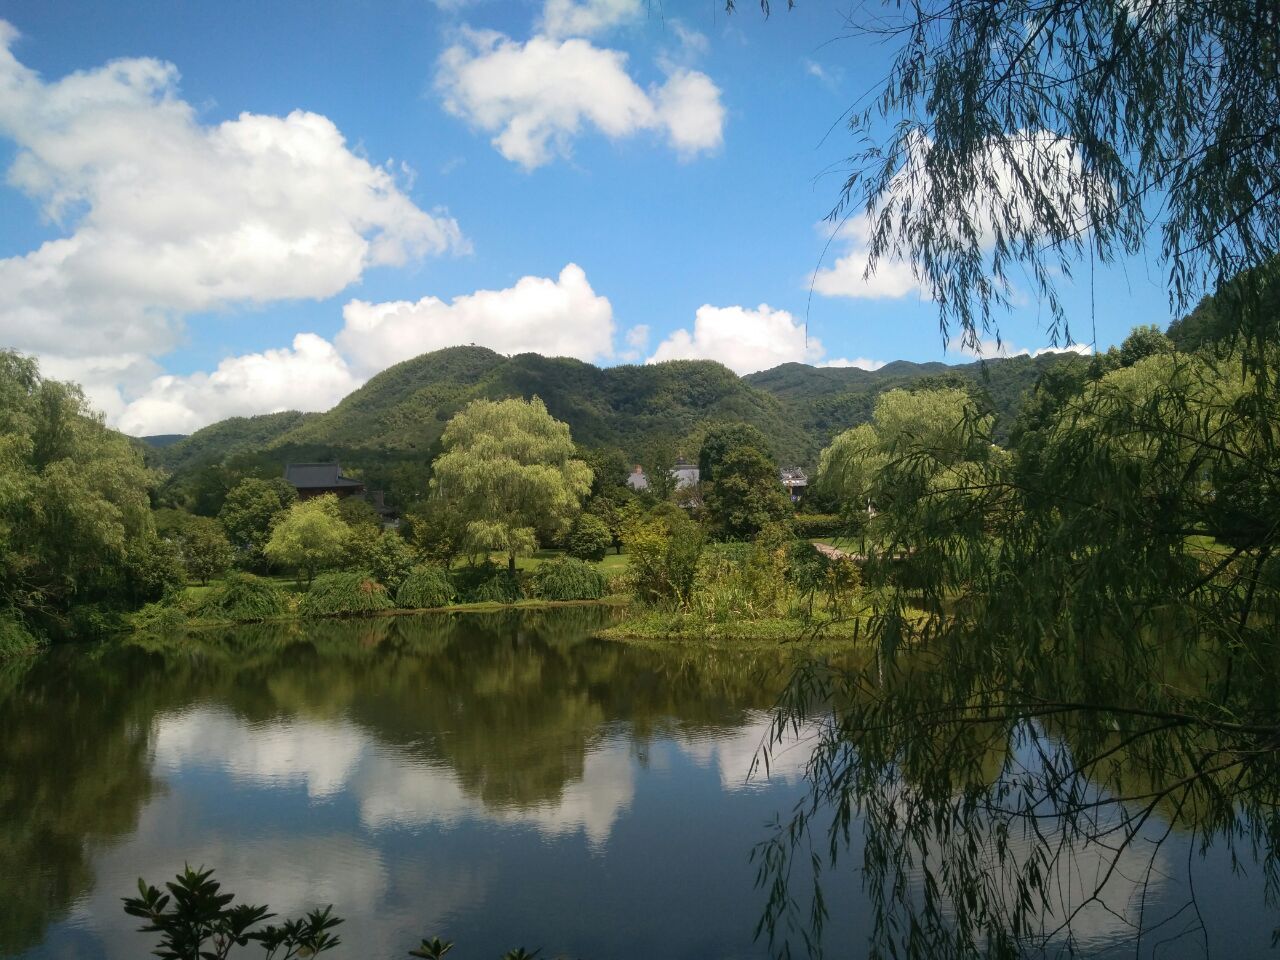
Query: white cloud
813 130 1090 301
946 336 1093 360
648 303 828 374
436 30 724 168
338 263 615 374
117 334 362 436
539 0 644 38
821 356 886 371
0 21 464 418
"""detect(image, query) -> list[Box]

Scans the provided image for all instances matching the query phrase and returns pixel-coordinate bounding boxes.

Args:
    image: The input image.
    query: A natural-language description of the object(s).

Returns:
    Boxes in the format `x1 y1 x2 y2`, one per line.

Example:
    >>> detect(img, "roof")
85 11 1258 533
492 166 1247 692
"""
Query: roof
284 462 365 490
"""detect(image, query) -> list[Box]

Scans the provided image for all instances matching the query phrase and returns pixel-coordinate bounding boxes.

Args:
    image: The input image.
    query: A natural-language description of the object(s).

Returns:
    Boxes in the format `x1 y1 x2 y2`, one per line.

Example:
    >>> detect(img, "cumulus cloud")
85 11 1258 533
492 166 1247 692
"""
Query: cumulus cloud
813 130 1090 301
338 263 615 374
436 30 724 168
0 21 463 418
117 334 362 436
946 336 1093 360
539 0 644 38
648 303 831 374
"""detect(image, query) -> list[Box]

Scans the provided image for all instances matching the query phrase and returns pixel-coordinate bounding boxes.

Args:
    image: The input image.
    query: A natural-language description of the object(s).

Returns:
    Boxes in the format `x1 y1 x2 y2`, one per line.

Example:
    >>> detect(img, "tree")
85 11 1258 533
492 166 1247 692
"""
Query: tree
263 495 352 585
431 398 592 574
580 445 631 497
0 351 156 642
180 516 234 586
355 529 418 591
566 514 611 562
1117 323 1174 367
217 478 296 566
402 496 467 567
704 446 791 541
825 0 1279 353
698 423 772 486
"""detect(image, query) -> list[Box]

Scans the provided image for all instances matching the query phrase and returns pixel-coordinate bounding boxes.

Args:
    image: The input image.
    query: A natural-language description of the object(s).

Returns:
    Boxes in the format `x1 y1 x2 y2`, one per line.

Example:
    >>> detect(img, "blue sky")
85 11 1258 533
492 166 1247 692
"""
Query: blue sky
0 0 1172 435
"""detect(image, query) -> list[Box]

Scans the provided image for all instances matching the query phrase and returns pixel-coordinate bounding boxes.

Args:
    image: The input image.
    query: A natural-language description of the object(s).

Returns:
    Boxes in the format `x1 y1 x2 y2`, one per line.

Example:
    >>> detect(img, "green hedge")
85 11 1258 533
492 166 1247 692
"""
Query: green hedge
299 571 395 618
531 557 606 601
195 573 289 622
395 565 456 609
792 513 845 538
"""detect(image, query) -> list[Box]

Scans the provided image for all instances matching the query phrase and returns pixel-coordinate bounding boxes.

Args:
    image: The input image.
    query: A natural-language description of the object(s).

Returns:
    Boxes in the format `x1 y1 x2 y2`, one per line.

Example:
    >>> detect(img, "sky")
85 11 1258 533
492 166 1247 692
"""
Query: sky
0 0 1175 436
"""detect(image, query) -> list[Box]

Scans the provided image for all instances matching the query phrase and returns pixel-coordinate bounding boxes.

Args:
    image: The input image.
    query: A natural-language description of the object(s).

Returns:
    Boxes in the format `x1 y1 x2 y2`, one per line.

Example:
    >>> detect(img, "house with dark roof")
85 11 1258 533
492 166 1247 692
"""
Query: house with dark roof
284 462 365 500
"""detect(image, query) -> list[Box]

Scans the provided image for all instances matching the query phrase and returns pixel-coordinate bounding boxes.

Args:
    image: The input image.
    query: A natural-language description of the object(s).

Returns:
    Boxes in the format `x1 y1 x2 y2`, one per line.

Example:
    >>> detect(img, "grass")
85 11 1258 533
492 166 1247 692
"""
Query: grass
594 607 869 651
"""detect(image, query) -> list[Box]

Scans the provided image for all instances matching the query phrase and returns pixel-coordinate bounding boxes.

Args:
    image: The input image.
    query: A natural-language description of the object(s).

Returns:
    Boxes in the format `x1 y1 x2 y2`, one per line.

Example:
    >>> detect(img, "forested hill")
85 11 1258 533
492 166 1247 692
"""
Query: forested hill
145 345 1083 498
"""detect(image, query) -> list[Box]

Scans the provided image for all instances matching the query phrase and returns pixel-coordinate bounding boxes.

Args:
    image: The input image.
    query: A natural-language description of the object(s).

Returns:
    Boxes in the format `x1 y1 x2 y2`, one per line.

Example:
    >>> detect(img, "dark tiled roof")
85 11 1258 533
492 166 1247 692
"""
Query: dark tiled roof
284 462 364 490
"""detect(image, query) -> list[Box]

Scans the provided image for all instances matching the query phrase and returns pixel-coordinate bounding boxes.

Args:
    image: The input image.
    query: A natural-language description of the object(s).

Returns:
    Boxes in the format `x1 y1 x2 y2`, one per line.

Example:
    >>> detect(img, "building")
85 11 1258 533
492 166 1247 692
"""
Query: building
625 459 702 493
780 467 808 502
284 462 365 500
284 461 399 526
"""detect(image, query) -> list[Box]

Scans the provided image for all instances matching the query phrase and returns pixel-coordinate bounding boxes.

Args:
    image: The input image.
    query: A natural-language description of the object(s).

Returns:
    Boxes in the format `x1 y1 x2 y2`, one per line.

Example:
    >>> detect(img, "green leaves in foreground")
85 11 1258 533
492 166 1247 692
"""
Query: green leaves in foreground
126 868 546 959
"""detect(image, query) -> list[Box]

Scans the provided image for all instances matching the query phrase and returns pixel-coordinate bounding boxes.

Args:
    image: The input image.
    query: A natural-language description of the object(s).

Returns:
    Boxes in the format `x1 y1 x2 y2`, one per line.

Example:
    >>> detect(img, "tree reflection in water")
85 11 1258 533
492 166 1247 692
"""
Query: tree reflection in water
757 640 1280 959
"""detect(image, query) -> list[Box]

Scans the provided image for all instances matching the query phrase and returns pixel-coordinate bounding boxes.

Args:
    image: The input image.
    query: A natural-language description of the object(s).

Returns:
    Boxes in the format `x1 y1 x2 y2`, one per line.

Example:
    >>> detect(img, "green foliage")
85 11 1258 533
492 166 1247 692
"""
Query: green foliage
464 569 525 604
123 865 342 960
395 565 456 609
820 0 1278 353
704 445 792 540
698 422 772 484
402 496 467 566
263 495 352 584
790 514 844 538
131 600 191 637
432 397 592 571
195 573 290 623
217 477 296 564
623 510 705 606
355 530 418 591
123 534 187 605
565 513 611 562
0 351 156 640
530 557 606 601
299 571 395 618
335 495 380 534
179 516 234 586
1118 323 1174 367
0 609 43 659
124 867 546 960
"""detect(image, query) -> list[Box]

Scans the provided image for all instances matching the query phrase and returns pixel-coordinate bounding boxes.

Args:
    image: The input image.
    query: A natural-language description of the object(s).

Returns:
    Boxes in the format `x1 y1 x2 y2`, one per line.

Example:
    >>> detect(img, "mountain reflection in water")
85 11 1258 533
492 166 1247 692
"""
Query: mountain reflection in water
0 609 1273 958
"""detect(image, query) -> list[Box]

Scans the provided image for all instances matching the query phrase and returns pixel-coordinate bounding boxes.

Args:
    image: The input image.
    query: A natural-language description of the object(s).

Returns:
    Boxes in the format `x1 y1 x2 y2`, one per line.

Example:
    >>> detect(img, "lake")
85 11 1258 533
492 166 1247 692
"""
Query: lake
1 609 1274 958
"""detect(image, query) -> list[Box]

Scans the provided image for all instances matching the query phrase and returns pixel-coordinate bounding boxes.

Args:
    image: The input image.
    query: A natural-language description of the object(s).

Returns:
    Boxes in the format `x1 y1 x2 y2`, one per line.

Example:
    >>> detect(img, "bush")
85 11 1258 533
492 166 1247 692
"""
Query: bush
0 609 44 659
395 565 456 609
792 513 846 538
132 600 191 636
623 510 705 606
196 572 290 622
454 562 525 603
566 514 611 562
531 557 606 601
358 530 418 591
299 571 395 618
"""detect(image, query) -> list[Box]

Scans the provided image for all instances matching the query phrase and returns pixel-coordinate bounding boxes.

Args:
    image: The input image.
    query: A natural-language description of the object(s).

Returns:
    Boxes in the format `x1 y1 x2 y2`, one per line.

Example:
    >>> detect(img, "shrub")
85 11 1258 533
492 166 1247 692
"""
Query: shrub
454 562 525 603
299 571 395 618
792 513 845 538
395 565 456 609
566 514 611 562
196 572 290 622
531 557 606 601
358 530 418 591
0 609 44 659
623 510 705 606
131 600 191 636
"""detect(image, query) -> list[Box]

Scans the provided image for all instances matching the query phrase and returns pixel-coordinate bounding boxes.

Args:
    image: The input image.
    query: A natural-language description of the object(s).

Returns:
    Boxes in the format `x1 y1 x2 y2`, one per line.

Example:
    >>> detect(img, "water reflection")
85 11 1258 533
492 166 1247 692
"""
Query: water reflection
2 610 825 959
1 610 1274 959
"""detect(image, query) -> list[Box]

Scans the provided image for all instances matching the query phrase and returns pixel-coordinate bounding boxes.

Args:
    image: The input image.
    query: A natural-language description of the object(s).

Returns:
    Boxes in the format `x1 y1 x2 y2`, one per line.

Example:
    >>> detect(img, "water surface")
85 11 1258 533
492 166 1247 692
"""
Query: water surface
0 609 1273 958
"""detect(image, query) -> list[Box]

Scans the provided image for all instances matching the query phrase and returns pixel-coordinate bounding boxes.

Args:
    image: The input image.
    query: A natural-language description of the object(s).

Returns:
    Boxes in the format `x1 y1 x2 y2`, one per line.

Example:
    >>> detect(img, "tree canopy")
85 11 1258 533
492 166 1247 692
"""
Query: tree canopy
430 397 592 572
827 0 1279 351
0 351 157 645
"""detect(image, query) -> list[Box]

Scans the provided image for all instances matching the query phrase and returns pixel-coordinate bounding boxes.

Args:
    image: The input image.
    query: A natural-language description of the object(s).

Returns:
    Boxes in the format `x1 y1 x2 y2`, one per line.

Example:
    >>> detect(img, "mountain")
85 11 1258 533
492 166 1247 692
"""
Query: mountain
149 345 1085 507
139 434 187 448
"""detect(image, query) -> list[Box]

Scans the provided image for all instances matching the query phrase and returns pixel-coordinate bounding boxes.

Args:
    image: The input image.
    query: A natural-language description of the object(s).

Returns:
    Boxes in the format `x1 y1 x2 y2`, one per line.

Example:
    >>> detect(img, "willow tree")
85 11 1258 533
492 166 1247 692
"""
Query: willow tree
817 0 1279 354
750 0 1280 949
431 398 592 574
